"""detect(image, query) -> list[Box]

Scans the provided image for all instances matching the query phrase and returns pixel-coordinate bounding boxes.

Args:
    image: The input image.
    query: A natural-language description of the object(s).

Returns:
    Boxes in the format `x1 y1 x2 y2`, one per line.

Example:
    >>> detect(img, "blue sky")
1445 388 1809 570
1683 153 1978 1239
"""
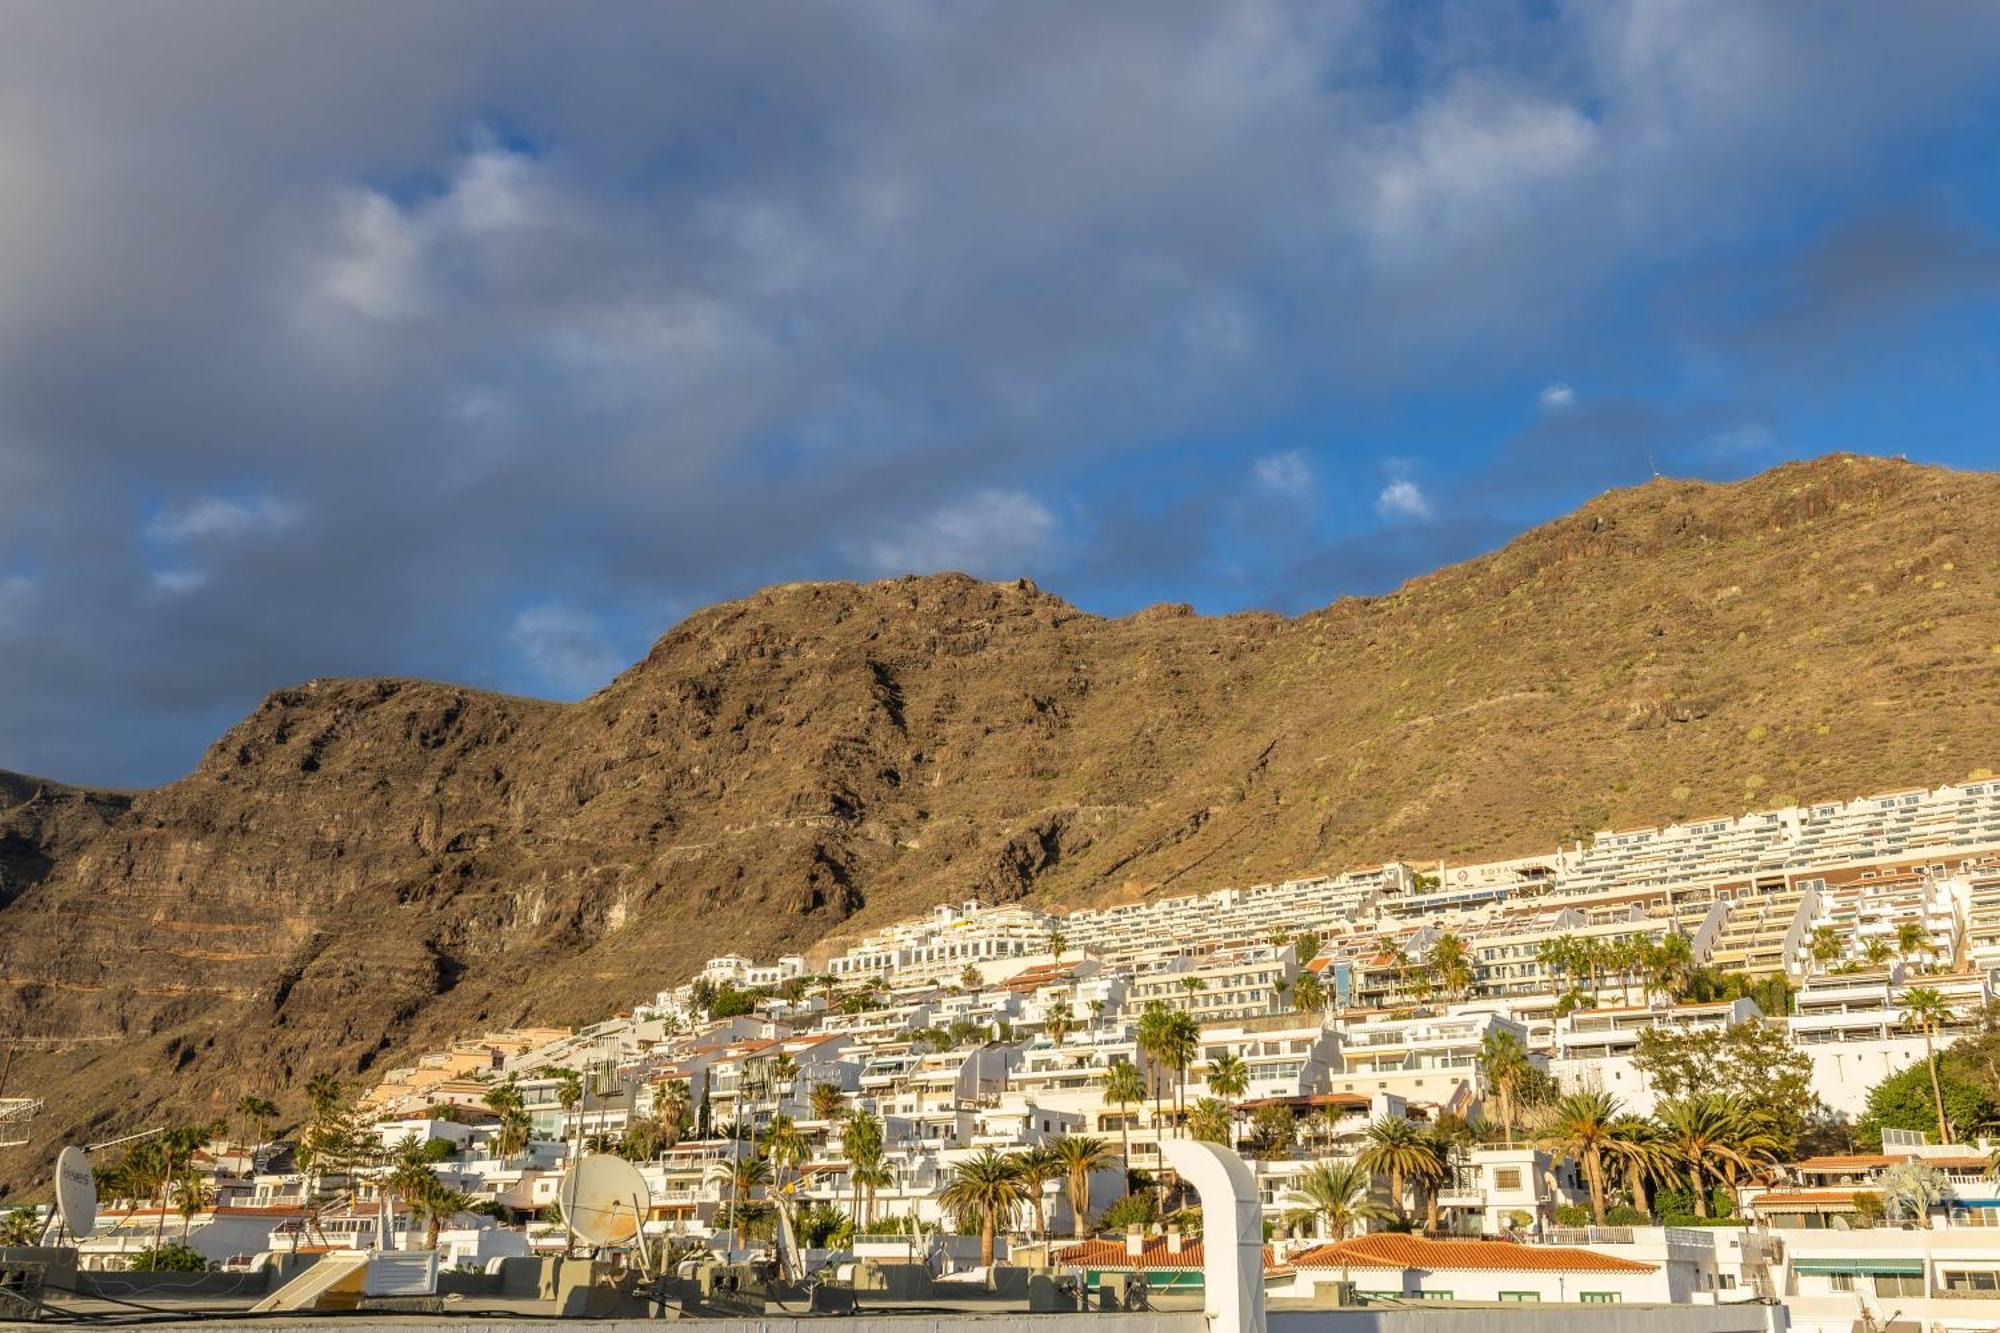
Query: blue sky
1 2 1999 787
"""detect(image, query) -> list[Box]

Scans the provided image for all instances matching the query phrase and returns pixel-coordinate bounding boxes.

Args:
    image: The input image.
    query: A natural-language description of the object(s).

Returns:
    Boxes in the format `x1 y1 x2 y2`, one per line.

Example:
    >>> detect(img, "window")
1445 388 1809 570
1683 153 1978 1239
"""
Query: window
1873 1274 1923 1298
1492 1168 1522 1191
1942 1270 2000 1293
1827 1274 1855 1293
1578 1293 1620 1304
1497 1292 1540 1302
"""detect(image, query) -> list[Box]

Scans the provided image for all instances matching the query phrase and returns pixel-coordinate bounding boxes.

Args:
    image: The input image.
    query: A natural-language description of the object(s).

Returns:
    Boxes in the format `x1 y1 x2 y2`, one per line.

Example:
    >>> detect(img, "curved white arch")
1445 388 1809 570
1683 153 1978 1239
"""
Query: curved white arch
1160 1138 1266 1333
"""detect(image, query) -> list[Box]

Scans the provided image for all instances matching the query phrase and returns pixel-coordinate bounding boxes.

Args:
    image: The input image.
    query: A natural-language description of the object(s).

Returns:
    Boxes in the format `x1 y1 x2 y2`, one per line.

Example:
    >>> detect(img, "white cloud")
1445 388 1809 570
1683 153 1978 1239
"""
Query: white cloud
1251 450 1315 496
1540 381 1576 410
853 489 1057 578
1376 478 1433 520
146 494 300 544
509 603 626 695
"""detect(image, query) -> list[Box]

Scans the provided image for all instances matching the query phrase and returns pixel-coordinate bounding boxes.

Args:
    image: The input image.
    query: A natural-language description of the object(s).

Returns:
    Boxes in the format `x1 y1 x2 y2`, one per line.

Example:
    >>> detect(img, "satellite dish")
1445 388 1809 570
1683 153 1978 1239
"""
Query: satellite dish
55 1145 97 1240
558 1153 649 1248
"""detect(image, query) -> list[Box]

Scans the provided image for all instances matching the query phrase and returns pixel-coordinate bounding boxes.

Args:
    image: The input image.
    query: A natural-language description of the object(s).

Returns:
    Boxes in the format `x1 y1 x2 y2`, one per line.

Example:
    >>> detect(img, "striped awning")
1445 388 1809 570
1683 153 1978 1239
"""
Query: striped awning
1794 1259 1923 1277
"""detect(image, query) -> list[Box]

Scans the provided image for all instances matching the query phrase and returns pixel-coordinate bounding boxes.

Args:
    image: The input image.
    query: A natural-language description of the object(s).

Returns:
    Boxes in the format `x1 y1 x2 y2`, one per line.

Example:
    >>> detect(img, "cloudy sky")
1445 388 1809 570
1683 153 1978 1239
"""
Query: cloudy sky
3 2 1999 788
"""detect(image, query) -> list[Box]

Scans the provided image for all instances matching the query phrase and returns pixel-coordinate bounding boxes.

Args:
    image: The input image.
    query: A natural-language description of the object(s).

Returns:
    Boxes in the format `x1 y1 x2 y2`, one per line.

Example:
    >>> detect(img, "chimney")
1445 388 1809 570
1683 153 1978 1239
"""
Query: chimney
1126 1225 1144 1258
1166 1226 1184 1255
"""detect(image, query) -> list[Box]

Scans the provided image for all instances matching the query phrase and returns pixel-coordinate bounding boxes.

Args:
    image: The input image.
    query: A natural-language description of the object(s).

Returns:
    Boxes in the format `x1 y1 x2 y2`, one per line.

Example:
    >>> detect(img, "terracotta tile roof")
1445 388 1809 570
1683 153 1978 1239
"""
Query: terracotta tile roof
1291 1234 1656 1274
1794 1155 1895 1170
1239 1093 1371 1112
1053 1236 1281 1272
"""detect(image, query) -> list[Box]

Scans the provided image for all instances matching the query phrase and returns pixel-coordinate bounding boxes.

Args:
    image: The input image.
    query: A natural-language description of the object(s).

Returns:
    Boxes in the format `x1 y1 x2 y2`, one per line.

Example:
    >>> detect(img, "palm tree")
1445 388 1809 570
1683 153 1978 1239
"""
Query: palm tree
1652 1094 1764 1219
1480 1029 1532 1147
1806 925 1844 974
1283 1160 1388 1240
1292 971 1326 1015
1101 1062 1146 1195
1897 922 1936 970
1415 1129 1455 1233
655 1079 693 1149
1052 1136 1115 1240
1878 1161 1950 1225
763 1114 809 1194
1645 933 1695 1005
173 1171 214 1241
1047 929 1068 962
1607 1115 1667 1216
1541 1091 1620 1224
1205 1053 1249 1147
0 1207 40 1247
1160 1010 1201 1137
1010 1144 1064 1244
1429 933 1475 1002
150 1126 208 1251
1902 986 1957 1144
1358 1117 1432 1225
1136 1004 1175 1132
809 1081 848 1122
939 1150 1026 1269
842 1108 887 1227
233 1094 279 1159
709 1154 772 1252
483 1079 533 1160
1045 1002 1074 1045
413 1178 474 1249
1187 1097 1233 1145
537 1066 585 1162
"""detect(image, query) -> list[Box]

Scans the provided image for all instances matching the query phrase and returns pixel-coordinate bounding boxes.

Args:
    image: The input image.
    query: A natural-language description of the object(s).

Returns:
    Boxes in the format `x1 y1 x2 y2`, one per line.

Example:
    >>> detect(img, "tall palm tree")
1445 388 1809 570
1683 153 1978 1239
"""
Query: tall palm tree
709 1154 772 1252
1652 1094 1764 1219
939 1150 1026 1269
1480 1029 1532 1147
1101 1062 1146 1195
1863 937 1895 967
1806 925 1844 974
1052 1136 1115 1240
413 1177 474 1249
1136 1004 1175 1133
763 1114 809 1193
1897 922 1936 970
1047 929 1068 962
1010 1144 1064 1244
233 1094 279 1158
1283 1160 1389 1240
1205 1053 1250 1147
1045 1002 1074 1045
1161 1011 1201 1138
1187 1097 1233 1145
537 1066 585 1162
1541 1091 1620 1224
842 1108 886 1227
1358 1117 1432 1225
1902 987 1957 1145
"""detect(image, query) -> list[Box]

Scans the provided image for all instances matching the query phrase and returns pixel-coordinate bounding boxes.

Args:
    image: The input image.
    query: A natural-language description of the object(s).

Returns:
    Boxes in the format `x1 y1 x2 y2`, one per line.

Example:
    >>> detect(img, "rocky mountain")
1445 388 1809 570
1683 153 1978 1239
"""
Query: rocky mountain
1 453 1996 1194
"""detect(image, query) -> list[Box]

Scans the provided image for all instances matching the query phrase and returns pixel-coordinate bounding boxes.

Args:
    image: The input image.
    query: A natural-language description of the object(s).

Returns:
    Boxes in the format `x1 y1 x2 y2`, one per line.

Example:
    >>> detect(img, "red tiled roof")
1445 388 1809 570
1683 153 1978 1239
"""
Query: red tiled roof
1054 1236 1281 1272
1794 1155 1895 1170
1291 1234 1656 1274
1238 1093 1370 1112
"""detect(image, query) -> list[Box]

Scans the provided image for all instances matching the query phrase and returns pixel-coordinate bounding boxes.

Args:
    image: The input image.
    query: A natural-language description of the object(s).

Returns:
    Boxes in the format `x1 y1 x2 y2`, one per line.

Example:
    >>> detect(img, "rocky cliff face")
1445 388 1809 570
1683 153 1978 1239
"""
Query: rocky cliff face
2 453 1996 1192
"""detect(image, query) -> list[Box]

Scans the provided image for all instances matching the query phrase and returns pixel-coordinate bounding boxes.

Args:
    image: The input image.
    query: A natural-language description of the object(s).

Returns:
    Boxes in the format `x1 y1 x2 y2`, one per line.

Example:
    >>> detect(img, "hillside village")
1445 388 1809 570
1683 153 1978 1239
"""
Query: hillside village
13 773 2000 1330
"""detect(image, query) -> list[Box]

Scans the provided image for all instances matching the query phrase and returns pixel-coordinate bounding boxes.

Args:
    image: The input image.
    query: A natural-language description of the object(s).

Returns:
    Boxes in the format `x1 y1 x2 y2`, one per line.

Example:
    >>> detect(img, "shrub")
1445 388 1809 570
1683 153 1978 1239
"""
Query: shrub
1653 1187 1696 1218
1604 1205 1649 1226
1095 1194 1158 1233
128 1243 208 1272
1553 1204 1592 1228
1851 1193 1886 1227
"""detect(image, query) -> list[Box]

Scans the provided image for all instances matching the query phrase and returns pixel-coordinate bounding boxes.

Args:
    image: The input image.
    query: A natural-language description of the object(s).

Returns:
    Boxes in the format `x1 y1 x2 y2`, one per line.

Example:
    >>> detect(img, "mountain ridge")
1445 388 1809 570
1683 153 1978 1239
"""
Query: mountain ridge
1 451 1996 1195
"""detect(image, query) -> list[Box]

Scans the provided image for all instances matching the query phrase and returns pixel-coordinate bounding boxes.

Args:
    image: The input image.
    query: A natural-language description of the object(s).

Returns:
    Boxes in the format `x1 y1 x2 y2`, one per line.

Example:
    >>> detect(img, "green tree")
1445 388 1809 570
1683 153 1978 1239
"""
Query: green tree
1631 1019 1822 1157
1010 1144 1064 1243
1428 933 1475 1001
1100 1061 1147 1194
1249 1104 1295 1159
1187 1097 1233 1145
1541 1091 1620 1224
939 1149 1026 1268
1855 1059 1996 1149
1652 1094 1771 1219
1205 1053 1249 1147
808 1081 848 1122
1282 1160 1387 1240
1358 1117 1431 1225
1291 971 1326 1014
0 1207 42 1246
1902 987 1958 1144
1806 925 1844 973
1052 1135 1116 1240
1480 1028 1532 1147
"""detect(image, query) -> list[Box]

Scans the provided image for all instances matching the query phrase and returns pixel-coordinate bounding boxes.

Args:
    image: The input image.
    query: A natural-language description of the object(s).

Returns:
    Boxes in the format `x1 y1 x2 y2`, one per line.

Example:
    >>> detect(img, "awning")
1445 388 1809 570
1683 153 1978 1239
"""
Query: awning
1794 1259 1924 1277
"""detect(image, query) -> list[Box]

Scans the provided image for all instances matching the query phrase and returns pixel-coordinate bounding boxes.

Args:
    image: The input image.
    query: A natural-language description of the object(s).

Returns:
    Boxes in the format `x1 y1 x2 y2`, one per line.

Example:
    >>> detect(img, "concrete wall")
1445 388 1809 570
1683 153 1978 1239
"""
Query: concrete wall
1271 1307 1785 1333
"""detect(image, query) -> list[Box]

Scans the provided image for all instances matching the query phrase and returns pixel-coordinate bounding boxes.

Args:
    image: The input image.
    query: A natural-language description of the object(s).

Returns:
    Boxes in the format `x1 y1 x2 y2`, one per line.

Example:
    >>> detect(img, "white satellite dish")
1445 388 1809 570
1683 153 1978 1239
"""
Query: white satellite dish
558 1153 650 1248
55 1145 97 1240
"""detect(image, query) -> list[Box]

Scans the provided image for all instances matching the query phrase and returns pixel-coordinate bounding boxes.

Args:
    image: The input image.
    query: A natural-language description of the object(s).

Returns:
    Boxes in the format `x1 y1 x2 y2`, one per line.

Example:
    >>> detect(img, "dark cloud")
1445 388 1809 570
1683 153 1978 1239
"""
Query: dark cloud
0 2 1997 784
